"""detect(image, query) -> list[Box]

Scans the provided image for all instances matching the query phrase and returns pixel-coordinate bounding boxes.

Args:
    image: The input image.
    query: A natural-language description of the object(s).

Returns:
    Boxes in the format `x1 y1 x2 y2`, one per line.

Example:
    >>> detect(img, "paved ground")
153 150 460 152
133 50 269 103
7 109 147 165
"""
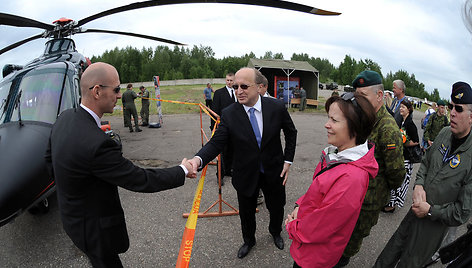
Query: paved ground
0 101 469 267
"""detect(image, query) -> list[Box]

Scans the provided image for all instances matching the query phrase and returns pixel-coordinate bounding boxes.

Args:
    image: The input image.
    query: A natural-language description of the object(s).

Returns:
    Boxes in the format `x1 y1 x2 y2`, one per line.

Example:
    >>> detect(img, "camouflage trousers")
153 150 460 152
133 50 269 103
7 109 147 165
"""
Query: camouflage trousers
343 209 381 257
124 107 139 129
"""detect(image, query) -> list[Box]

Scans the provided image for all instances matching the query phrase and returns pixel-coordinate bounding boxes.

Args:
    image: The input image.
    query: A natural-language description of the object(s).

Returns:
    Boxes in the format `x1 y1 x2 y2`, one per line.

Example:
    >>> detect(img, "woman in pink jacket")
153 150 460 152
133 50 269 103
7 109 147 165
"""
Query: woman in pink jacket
285 92 379 268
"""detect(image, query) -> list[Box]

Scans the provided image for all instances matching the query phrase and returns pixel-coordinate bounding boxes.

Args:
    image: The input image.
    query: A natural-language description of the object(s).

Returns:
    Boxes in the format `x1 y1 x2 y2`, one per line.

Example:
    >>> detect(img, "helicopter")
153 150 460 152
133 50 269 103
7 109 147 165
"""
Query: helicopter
0 0 340 227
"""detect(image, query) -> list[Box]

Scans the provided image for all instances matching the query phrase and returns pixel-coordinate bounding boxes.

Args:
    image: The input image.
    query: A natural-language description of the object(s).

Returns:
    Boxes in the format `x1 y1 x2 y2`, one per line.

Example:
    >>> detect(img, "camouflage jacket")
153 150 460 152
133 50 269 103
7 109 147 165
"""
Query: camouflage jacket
362 105 406 211
423 113 449 142
122 89 138 109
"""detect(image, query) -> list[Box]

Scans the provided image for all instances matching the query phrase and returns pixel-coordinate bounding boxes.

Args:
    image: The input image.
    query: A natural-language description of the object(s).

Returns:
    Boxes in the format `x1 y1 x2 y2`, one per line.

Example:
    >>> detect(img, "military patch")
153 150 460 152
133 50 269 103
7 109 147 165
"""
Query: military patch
450 154 460 168
386 144 396 150
455 92 464 99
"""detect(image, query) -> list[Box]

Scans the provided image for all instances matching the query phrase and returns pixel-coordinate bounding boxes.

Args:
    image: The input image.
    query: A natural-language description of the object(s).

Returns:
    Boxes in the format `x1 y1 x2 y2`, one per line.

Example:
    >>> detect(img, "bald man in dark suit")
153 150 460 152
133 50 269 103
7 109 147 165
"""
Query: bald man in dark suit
45 62 194 267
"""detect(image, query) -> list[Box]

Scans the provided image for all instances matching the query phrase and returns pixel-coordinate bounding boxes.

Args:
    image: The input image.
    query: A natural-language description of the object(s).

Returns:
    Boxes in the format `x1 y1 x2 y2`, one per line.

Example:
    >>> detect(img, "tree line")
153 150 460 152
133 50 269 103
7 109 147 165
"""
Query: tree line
91 45 441 102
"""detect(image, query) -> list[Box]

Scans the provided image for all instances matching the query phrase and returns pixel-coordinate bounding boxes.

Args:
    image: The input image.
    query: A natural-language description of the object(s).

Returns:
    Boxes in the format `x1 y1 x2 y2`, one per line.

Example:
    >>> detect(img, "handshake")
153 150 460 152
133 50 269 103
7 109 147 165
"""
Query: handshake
180 157 202 178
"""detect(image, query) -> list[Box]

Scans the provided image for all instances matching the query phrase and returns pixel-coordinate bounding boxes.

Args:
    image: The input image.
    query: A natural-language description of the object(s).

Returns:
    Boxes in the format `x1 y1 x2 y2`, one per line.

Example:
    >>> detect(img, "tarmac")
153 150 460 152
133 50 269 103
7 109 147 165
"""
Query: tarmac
0 100 470 267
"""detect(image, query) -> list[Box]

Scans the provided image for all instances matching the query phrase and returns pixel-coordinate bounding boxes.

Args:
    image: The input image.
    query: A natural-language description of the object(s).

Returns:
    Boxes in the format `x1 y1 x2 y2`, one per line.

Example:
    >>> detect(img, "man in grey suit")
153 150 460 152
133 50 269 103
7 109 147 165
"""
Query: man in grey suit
189 67 297 259
390 79 407 128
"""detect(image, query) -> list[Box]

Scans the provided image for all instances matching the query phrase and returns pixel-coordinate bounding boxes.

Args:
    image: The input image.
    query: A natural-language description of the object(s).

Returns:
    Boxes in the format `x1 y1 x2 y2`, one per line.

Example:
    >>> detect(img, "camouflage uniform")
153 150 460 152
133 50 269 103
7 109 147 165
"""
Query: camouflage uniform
122 89 140 132
423 113 449 143
139 89 150 126
343 105 406 257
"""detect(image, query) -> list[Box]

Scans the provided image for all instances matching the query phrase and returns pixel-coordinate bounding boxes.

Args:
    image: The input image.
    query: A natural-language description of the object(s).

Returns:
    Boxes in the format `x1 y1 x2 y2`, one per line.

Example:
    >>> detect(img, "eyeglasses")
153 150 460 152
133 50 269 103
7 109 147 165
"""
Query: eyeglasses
232 84 254 90
448 103 465 113
341 92 359 109
89 85 121 94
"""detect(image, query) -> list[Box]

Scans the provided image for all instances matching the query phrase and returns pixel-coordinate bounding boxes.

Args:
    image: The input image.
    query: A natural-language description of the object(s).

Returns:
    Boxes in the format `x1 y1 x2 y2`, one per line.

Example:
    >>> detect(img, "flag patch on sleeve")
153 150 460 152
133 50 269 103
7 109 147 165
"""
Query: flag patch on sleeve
386 144 396 150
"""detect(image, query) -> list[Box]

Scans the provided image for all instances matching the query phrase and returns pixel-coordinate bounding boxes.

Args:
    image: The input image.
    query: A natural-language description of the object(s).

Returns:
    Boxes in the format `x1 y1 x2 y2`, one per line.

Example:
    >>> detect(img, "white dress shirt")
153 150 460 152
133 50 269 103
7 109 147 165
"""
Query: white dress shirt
226 85 236 102
242 95 263 137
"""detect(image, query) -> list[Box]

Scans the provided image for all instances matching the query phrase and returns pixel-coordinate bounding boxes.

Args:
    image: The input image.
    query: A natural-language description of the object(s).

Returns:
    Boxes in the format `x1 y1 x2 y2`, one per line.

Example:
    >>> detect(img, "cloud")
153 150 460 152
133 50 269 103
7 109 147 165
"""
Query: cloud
1 0 471 99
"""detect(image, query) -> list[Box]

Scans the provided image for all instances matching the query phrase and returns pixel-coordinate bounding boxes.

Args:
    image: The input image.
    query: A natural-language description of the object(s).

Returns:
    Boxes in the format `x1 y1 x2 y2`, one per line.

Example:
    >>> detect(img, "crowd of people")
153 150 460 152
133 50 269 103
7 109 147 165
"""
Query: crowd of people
45 62 472 268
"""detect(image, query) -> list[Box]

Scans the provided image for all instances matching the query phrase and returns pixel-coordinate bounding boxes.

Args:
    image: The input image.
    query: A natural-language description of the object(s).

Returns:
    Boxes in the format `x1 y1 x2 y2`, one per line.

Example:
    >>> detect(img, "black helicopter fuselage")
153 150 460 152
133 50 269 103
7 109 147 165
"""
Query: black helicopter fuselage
0 38 83 226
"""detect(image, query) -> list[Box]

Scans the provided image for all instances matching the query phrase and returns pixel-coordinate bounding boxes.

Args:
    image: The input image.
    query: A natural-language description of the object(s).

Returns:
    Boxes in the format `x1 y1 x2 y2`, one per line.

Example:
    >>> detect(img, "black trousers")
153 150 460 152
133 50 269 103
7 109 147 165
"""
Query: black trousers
237 172 286 245
86 252 123 268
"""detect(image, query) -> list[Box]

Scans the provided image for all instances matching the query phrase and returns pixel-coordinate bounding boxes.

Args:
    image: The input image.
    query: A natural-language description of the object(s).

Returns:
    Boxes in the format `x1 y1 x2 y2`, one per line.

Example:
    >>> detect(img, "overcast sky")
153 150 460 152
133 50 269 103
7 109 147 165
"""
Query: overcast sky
1 0 471 99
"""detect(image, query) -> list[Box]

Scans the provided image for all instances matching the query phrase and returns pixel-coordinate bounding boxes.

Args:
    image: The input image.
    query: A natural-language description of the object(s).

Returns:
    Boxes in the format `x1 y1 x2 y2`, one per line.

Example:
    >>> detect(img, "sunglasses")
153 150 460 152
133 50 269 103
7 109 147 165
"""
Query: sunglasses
232 84 254 90
448 103 465 113
341 92 359 109
89 85 121 94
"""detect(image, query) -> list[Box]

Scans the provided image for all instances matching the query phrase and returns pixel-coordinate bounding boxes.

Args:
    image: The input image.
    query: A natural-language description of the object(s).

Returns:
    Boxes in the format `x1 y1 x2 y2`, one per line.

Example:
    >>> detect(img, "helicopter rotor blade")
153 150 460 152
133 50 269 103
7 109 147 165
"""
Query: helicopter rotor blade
77 0 340 26
0 13 54 31
0 33 44 56
78 29 186 46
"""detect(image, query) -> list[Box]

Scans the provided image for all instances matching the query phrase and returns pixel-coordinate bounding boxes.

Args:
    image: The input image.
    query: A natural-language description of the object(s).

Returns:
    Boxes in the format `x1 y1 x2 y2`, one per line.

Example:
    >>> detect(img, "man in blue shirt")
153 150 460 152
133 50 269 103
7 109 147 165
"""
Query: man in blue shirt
203 83 214 108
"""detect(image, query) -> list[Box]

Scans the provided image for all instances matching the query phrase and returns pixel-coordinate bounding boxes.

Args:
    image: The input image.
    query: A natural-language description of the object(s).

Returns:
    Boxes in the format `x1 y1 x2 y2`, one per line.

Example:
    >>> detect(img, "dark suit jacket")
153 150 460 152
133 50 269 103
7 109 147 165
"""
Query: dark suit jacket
197 97 297 197
45 107 185 257
211 86 234 128
391 98 404 128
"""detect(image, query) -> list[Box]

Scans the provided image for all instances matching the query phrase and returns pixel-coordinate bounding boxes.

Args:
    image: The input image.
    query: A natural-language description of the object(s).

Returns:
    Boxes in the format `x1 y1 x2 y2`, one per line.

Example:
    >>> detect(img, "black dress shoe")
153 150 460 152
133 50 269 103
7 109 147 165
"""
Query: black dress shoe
237 243 254 258
135 127 142 132
273 235 284 250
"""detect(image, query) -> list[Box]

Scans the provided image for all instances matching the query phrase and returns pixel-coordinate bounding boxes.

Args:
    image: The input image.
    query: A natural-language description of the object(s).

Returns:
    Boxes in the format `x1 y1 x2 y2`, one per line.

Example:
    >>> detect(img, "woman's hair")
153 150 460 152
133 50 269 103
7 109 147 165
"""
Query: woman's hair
325 93 377 145
401 99 413 115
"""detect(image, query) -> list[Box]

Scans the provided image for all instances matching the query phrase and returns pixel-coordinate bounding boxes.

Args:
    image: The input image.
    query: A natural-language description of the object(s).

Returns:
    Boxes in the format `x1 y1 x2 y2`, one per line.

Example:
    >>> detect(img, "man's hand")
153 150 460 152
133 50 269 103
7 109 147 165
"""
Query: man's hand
181 158 196 178
284 207 299 226
280 162 291 186
188 157 201 177
412 201 431 218
413 185 426 206
428 140 433 146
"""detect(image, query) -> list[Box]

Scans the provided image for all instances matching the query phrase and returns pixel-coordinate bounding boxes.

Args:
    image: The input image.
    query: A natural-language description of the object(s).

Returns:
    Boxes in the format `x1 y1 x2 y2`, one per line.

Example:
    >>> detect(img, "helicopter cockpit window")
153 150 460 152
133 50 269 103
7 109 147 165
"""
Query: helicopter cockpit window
10 63 73 124
0 81 12 121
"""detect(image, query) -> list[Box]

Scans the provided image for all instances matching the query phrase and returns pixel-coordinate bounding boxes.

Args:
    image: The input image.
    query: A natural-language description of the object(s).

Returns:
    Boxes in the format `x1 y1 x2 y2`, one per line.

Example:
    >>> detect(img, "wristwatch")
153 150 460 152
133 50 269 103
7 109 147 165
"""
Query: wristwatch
427 206 432 217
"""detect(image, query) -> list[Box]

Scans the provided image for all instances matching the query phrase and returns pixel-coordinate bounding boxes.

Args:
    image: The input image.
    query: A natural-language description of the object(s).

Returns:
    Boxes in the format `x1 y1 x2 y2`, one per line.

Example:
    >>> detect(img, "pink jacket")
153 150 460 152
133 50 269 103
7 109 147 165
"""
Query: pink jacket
286 143 378 268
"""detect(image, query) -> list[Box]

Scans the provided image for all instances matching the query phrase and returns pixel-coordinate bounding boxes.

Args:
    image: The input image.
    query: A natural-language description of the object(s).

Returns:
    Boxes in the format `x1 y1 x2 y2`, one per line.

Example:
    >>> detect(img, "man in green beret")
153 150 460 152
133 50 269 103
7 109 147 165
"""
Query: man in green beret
122 83 142 133
375 81 472 267
335 70 406 267
423 99 449 149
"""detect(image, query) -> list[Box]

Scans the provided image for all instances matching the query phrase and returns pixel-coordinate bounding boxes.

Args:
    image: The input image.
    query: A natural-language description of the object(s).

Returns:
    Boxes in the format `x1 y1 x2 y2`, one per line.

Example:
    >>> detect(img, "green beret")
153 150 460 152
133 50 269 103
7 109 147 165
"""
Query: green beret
451 82 472 104
436 99 446 106
352 70 382 89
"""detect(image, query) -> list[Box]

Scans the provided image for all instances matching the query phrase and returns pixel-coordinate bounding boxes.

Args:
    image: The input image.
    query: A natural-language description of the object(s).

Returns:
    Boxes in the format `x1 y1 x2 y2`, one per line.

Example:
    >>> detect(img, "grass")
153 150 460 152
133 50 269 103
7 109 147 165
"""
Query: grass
112 84 225 116
112 84 325 116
